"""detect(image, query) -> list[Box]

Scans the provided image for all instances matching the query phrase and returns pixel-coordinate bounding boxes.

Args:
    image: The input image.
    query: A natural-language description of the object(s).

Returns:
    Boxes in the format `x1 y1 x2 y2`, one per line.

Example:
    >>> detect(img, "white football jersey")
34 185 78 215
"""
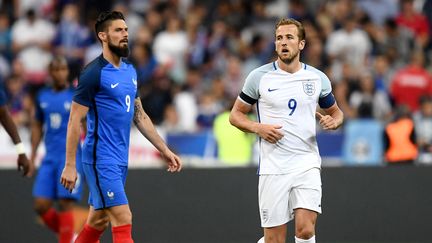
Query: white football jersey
239 62 332 175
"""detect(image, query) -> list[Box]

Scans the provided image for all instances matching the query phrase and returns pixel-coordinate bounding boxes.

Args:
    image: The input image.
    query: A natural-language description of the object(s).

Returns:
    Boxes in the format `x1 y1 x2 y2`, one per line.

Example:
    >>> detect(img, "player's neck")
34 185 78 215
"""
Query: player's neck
53 84 68 92
277 59 302 74
102 49 122 68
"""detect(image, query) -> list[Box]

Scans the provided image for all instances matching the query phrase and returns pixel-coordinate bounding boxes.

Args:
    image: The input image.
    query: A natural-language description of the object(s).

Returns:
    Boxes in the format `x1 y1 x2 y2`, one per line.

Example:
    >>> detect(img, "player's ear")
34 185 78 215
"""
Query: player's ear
98 31 107 42
299 39 305 50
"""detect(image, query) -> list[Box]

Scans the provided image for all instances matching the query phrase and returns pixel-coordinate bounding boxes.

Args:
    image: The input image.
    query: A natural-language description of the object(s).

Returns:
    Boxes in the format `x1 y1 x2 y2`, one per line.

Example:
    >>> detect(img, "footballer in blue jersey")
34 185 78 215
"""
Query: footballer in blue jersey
60 11 182 243
0 79 31 176
30 56 84 242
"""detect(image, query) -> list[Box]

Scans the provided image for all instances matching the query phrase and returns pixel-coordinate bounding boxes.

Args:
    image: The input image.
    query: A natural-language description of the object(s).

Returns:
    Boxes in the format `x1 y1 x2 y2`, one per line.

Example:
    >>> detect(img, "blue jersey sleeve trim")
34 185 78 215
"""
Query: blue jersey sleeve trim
73 57 103 107
319 93 336 108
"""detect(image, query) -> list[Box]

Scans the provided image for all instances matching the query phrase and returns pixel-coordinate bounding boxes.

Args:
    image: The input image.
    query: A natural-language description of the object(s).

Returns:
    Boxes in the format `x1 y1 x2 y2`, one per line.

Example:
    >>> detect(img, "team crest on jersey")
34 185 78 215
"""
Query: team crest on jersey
107 190 115 200
302 81 315 96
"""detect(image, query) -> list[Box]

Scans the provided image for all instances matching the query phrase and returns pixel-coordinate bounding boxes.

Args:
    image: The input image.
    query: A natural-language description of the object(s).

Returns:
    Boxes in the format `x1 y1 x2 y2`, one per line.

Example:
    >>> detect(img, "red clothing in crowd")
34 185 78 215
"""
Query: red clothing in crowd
396 13 430 38
390 65 432 111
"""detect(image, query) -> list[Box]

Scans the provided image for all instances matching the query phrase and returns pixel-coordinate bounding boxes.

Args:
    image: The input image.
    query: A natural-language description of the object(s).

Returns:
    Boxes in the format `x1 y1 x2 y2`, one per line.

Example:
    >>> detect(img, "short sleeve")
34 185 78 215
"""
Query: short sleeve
318 73 335 108
239 68 266 105
73 65 101 107
318 71 332 98
34 94 43 122
305 64 335 108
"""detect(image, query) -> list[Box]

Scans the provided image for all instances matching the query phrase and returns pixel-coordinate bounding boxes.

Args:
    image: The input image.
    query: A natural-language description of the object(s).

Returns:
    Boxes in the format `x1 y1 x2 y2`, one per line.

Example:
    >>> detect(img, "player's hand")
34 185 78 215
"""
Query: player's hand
60 164 77 192
161 149 182 173
17 154 32 177
316 112 338 130
255 123 284 144
27 158 35 177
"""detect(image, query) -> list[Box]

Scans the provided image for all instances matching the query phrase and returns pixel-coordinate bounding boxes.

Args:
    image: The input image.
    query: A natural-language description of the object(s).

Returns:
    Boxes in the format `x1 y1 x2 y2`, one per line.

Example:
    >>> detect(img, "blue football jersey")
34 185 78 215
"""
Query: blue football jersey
74 55 138 166
35 87 75 160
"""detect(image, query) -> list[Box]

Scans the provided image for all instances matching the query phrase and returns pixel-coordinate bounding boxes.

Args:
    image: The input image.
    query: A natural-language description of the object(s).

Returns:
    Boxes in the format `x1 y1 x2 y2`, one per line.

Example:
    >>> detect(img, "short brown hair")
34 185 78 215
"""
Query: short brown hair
275 18 305 41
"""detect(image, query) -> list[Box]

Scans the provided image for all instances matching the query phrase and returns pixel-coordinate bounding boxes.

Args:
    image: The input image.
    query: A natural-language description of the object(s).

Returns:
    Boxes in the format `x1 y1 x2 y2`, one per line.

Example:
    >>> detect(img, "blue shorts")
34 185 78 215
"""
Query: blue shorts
83 163 128 210
33 157 84 201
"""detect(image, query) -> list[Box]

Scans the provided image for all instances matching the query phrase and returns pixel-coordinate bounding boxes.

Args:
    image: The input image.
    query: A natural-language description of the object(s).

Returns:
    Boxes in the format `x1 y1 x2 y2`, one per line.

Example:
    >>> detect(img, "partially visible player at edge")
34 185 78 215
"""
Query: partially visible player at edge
31 56 84 243
60 11 182 243
230 18 343 243
0 79 31 176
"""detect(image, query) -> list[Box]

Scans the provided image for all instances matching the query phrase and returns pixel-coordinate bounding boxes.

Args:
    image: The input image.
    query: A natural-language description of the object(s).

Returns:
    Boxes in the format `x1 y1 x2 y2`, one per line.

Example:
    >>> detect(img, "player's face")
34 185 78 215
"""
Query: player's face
50 64 69 89
106 19 129 57
275 24 305 65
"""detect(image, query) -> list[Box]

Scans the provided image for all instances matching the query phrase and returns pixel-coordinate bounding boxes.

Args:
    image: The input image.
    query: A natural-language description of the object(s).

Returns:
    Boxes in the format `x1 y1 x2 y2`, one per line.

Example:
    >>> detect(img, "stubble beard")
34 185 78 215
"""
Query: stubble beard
278 49 299 65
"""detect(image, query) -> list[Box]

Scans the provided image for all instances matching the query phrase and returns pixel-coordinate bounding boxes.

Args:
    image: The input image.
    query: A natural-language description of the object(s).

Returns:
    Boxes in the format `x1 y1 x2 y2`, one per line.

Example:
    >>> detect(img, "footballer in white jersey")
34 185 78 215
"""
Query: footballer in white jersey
239 61 332 175
230 18 343 243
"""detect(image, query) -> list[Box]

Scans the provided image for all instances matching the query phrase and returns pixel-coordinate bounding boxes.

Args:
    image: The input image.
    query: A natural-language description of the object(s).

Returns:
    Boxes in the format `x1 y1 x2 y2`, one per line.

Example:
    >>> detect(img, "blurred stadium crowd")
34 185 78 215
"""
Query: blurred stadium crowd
0 0 431 164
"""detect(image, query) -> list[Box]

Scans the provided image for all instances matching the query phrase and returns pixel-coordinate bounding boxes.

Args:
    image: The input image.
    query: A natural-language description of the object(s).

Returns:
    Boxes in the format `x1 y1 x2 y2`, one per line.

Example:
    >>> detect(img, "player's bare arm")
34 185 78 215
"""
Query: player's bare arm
229 98 283 144
61 101 88 191
133 98 182 172
29 119 43 177
316 103 344 130
0 105 31 177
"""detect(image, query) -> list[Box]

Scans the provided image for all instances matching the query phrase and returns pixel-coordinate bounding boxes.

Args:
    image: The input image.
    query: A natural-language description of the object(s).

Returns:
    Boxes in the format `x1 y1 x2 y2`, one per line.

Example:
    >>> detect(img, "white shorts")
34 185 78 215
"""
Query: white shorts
258 168 322 227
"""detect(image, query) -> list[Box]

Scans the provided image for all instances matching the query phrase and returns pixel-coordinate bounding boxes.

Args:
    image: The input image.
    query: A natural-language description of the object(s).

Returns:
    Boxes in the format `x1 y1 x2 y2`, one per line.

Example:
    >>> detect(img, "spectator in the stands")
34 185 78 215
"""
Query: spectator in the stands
11 9 55 93
356 0 398 26
414 95 432 164
139 68 173 125
172 83 198 133
0 11 12 61
130 42 158 86
396 0 430 49
390 50 432 112
53 3 92 81
381 18 413 65
196 91 223 129
384 104 418 165
213 102 254 166
325 13 372 82
349 71 392 121
4 74 32 127
153 15 188 83
221 54 245 100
